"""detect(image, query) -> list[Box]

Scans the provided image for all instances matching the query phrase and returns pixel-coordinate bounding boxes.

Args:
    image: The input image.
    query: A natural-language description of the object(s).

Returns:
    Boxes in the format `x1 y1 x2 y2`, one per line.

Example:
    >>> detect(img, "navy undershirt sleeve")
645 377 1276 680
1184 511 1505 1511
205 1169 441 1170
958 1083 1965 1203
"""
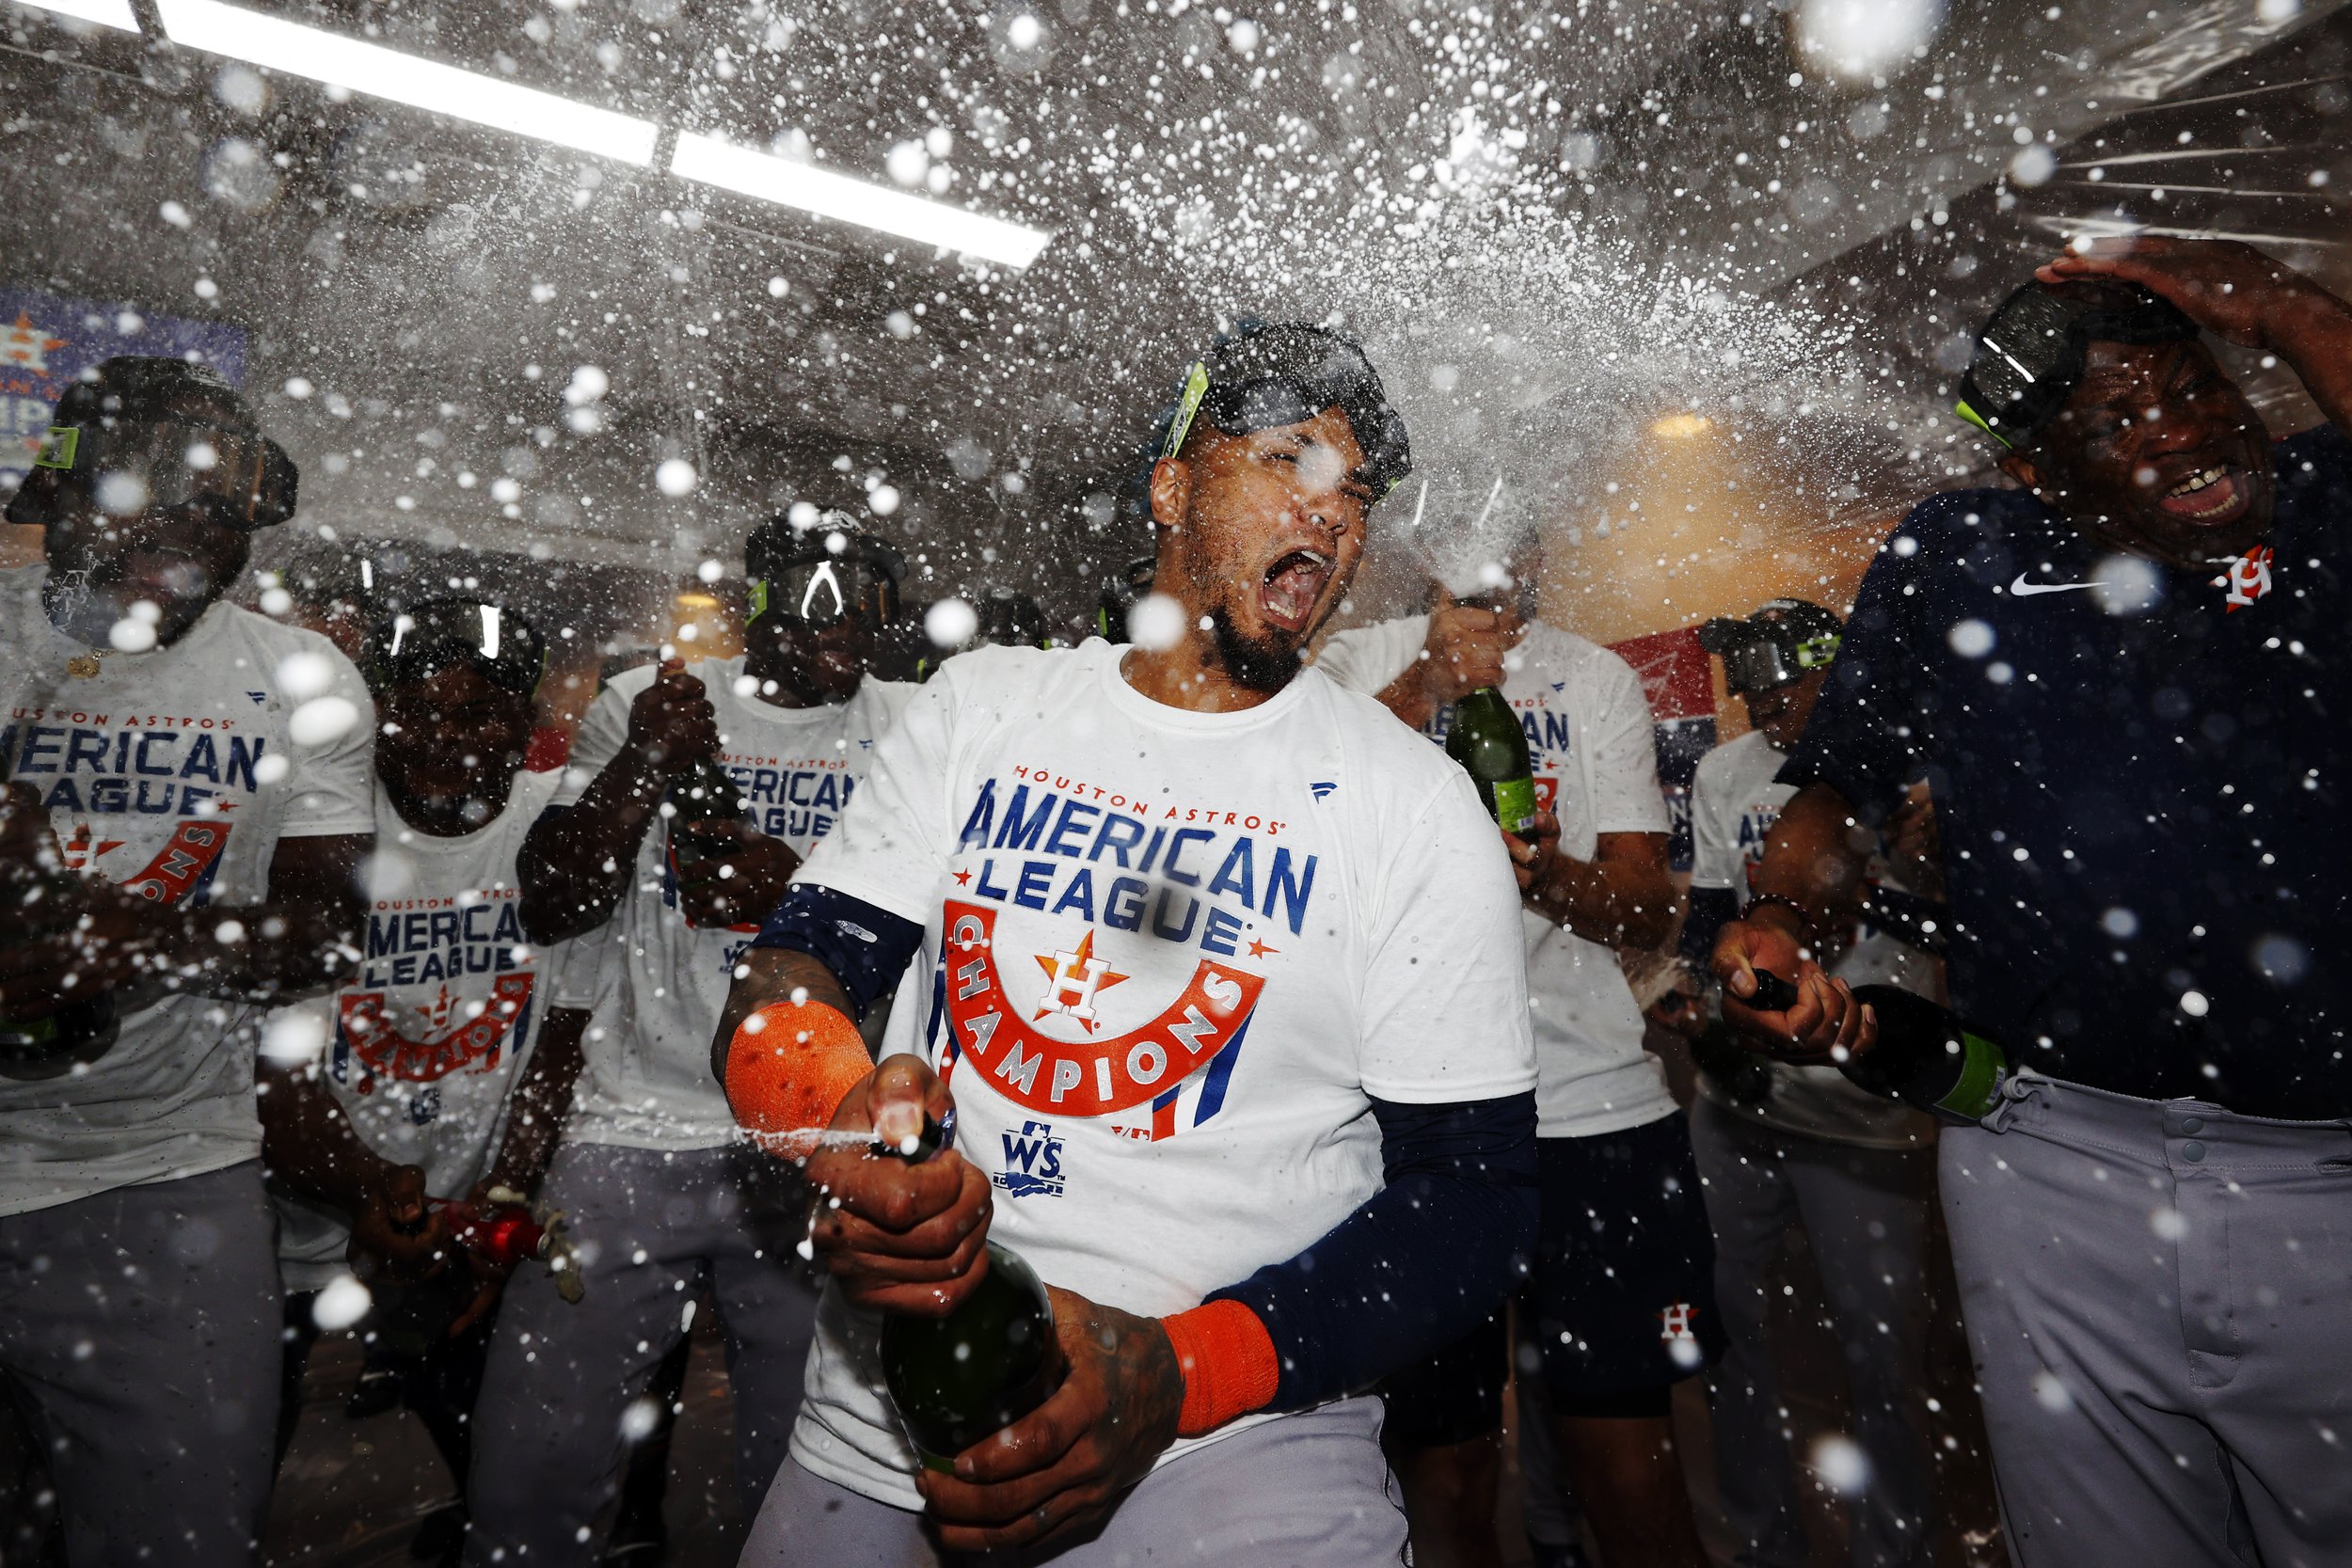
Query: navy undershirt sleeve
749 883 925 1023
1206 1090 1538 1413
1680 885 1740 971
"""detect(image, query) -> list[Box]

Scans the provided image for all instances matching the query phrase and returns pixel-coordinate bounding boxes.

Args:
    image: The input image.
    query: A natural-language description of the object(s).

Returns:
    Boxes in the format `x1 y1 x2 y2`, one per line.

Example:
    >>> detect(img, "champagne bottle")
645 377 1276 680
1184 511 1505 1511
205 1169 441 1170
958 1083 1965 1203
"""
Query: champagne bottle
1747 970 2010 1122
1446 688 1537 832
667 756 745 868
874 1114 1061 1472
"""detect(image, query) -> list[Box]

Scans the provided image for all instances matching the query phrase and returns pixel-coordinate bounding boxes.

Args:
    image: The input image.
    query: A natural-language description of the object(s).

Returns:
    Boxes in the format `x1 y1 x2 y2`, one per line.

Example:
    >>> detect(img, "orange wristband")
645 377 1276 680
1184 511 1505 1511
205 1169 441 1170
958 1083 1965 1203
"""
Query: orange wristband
723 1000 873 1158
1161 1299 1279 1437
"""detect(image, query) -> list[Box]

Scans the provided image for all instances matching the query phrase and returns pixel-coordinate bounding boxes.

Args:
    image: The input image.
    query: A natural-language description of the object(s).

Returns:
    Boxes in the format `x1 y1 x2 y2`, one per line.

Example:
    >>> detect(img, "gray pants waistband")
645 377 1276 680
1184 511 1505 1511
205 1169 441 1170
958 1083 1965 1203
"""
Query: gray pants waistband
1985 1071 2352 1168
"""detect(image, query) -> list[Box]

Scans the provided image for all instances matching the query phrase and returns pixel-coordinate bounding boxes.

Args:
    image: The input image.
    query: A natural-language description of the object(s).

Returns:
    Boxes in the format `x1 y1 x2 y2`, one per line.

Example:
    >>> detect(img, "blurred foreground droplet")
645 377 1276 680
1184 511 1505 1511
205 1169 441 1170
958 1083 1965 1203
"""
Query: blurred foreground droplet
1128 593 1185 652
926 597 979 648
312 1275 372 1332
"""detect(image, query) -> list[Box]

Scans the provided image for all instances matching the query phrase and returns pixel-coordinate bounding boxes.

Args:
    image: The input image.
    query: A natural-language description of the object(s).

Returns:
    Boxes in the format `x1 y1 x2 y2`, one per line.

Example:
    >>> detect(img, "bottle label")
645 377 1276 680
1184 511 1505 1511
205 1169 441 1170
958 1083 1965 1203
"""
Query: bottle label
1488 777 1537 834
1933 1031 2010 1122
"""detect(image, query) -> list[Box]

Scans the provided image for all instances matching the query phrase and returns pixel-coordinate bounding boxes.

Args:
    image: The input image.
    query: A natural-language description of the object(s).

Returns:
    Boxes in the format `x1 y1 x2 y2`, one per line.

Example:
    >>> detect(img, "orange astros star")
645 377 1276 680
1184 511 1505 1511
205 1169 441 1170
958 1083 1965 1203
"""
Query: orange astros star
1031 929 1129 1032
953 868 972 885
1247 938 1279 958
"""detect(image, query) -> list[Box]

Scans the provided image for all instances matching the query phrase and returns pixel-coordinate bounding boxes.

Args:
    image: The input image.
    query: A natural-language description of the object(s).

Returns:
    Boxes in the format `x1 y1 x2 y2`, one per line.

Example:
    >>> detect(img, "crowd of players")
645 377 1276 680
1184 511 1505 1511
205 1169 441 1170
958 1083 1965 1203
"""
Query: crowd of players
0 233 2345 1568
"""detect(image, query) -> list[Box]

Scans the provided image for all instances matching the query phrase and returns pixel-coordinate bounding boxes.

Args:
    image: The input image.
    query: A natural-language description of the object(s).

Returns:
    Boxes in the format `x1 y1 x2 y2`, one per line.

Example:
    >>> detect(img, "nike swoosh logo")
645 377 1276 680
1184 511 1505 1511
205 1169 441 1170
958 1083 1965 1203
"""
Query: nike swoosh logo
2009 575 2100 597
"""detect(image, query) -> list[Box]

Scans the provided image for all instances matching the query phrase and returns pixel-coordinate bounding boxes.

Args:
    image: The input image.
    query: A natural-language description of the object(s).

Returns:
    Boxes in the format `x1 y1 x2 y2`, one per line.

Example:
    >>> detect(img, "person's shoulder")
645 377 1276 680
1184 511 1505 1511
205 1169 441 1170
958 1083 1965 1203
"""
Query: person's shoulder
598 659 661 702
1891 483 2045 550
1312 612 1427 689
2274 422 2352 508
510 764 567 814
1693 728 1770 790
1307 669 1462 794
216 601 359 673
0 561 44 593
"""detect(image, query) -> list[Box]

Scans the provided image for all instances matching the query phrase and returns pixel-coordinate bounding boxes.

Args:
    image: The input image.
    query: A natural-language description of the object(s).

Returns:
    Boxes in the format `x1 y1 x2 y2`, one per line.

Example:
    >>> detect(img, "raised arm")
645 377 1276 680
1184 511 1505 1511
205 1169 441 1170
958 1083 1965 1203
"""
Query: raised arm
517 658 719 942
2041 237 2352 436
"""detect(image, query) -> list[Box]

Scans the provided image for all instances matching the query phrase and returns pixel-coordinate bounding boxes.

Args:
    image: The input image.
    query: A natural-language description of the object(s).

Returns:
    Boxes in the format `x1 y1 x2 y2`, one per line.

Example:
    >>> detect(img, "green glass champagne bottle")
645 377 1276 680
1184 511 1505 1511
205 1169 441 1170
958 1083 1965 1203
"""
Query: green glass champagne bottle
1445 688 1537 832
1748 970 2010 1122
875 1115 1061 1472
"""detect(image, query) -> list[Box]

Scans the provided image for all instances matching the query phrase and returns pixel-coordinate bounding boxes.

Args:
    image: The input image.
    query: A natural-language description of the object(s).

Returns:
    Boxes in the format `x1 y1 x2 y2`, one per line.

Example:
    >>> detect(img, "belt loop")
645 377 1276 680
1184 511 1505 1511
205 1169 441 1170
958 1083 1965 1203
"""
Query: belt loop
1979 1071 2040 1133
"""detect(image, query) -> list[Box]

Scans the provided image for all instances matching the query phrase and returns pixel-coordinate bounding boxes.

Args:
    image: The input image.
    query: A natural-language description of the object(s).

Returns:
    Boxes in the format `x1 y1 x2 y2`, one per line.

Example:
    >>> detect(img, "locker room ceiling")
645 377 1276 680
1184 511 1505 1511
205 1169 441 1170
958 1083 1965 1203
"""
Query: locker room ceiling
0 0 2344 614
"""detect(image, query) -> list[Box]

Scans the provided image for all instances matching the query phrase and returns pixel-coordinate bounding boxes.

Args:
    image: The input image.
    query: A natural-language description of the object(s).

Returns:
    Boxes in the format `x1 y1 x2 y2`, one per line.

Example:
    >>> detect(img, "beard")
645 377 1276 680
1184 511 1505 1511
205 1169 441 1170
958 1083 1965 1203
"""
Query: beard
1208 607 1303 693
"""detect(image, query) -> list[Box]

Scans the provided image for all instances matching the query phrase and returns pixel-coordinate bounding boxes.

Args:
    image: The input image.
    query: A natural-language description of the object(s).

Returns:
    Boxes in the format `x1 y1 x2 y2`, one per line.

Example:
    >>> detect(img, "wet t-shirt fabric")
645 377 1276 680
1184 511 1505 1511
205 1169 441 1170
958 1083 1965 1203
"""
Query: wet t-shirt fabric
0 564 377 1214
1783 423 2352 1117
1314 615 1677 1137
272 768 592 1291
549 657 914 1150
784 639 1537 1508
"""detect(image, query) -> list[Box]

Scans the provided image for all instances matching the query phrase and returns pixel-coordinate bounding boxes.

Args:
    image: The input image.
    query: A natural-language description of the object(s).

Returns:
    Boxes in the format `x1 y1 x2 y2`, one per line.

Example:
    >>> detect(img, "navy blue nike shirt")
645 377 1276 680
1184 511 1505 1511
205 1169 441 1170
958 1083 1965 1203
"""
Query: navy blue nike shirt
1782 423 2349 1117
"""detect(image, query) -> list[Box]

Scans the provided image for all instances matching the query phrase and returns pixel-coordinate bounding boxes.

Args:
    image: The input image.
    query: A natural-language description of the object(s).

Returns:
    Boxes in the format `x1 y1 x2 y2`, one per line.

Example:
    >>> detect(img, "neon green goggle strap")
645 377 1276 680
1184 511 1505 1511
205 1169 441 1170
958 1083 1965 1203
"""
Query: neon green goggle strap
1795 631 1841 671
747 578 770 625
1953 399 2012 450
1162 362 1210 461
33 426 80 469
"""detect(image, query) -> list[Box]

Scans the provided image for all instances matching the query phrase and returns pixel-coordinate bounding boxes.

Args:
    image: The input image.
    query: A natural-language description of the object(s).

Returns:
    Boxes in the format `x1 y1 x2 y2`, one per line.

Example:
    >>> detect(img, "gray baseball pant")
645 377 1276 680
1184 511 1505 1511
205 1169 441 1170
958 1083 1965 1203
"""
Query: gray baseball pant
463 1142 820 1566
1944 1073 2352 1567
1690 1097 1938 1568
742 1396 1406 1566
0 1161 282 1568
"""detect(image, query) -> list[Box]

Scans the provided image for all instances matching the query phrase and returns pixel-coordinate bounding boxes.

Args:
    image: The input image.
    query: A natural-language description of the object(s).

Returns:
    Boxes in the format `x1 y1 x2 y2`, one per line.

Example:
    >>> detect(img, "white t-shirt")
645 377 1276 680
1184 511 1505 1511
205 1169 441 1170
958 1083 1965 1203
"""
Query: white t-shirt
1314 615 1678 1137
0 563 376 1215
273 768 597 1291
787 640 1537 1510
1687 729 1937 1150
550 656 915 1150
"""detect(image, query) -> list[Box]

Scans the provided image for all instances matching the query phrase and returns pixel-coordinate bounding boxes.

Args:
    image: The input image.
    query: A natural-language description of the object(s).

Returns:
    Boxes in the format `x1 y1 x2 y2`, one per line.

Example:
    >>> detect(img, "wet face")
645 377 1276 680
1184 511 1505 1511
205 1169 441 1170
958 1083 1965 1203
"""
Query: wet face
2002 341 2274 570
1152 405 1374 690
40 482 250 646
373 664 534 823
744 600 877 704
1740 669 1825 752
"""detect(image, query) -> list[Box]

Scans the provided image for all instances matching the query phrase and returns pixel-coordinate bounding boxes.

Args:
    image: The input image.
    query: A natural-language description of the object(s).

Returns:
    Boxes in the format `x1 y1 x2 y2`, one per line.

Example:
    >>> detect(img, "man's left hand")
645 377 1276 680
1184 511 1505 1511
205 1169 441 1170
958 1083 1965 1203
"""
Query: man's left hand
2038 236 2331 351
915 1284 1185 1552
1503 809 1562 899
675 822 801 927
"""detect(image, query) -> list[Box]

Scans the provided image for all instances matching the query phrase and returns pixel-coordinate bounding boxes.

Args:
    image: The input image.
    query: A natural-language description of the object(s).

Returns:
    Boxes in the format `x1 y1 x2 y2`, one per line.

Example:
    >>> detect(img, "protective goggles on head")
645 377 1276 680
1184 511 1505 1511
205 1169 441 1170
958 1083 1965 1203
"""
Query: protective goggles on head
1954 281 2201 449
1161 324 1412 497
1714 633 1839 695
1698 600 1843 696
360 599 547 697
33 417 298 530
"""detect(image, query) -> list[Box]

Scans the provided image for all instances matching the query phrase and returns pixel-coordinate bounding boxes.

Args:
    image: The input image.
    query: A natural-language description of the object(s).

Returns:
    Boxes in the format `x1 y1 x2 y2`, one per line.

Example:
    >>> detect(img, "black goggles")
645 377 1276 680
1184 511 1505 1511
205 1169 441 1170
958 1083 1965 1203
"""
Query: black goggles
1955 283 2201 448
1716 632 1839 696
360 600 547 697
750 559 896 629
1163 326 1411 497
35 418 297 530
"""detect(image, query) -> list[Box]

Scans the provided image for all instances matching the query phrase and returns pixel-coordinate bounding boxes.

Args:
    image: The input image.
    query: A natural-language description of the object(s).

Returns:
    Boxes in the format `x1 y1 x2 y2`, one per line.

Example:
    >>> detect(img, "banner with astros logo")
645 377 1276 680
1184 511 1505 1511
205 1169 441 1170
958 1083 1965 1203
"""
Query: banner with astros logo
939 899 1266 1118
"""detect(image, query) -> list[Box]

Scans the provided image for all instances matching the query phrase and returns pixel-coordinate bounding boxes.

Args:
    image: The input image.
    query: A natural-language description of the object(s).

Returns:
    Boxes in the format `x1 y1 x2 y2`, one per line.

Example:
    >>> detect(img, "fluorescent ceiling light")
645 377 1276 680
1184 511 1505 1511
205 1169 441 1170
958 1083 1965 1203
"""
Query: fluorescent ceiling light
154 0 658 166
11 0 139 31
672 131 1053 270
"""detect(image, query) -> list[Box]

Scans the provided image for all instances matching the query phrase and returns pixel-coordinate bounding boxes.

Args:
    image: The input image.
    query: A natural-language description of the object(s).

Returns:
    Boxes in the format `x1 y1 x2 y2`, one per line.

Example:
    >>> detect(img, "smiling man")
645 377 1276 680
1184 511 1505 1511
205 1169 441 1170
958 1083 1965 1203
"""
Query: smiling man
0 356 374 1566
1711 239 2352 1567
712 322 1540 1565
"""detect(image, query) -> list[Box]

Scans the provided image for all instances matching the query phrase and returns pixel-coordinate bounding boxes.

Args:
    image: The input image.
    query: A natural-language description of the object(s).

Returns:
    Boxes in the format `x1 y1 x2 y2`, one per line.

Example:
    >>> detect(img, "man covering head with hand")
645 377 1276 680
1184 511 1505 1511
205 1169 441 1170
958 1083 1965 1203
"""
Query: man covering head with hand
1714 238 2352 1568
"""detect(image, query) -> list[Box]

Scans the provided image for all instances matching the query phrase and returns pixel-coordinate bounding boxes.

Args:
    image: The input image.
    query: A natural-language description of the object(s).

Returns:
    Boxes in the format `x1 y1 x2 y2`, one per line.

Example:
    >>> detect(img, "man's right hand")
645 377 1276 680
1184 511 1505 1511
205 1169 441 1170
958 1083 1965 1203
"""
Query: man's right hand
1710 913 1876 1065
1416 589 1519 708
805 1055 993 1318
623 657 720 777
